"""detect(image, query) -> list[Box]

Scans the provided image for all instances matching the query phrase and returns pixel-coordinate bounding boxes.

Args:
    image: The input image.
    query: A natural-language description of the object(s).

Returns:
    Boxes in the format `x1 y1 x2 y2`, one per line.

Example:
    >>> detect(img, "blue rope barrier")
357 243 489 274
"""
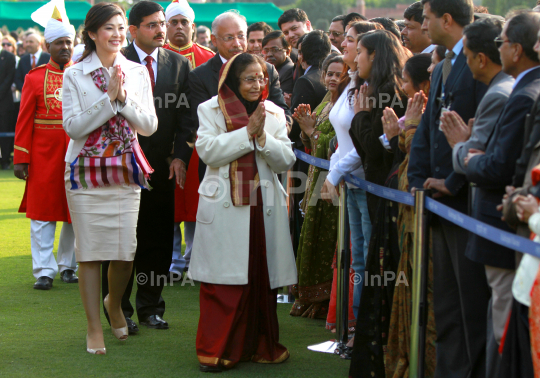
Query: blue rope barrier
0 132 15 137
294 148 540 258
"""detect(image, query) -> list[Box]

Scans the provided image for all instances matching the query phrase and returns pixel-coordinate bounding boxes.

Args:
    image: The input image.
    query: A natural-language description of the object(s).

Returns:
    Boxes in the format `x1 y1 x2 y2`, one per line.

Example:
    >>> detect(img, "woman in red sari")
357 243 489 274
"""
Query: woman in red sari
190 53 297 373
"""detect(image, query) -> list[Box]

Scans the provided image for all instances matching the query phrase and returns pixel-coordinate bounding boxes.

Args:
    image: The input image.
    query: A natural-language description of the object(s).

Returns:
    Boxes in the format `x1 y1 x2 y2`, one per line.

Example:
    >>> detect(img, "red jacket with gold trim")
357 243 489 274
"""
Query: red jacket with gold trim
13 60 72 222
164 42 215 222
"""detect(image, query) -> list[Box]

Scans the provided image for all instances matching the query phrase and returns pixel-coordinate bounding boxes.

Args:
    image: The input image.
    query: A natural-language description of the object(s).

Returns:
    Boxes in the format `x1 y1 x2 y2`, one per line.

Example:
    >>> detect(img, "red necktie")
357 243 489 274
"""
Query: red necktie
31 55 36 69
144 56 155 92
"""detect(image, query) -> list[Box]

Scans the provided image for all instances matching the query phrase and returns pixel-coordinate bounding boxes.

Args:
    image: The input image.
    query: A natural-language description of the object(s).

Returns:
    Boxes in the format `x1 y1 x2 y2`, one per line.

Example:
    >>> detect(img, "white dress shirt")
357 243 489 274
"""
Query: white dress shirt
133 41 158 83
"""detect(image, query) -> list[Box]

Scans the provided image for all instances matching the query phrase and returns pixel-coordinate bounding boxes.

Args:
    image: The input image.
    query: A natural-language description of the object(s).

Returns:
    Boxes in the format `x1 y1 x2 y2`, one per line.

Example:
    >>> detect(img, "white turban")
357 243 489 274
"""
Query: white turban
165 0 195 23
31 0 75 43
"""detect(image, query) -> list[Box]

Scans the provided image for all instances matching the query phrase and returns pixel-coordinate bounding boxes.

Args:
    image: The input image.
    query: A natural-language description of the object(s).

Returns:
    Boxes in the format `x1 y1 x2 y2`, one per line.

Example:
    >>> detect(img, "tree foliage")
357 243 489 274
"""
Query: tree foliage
482 0 536 16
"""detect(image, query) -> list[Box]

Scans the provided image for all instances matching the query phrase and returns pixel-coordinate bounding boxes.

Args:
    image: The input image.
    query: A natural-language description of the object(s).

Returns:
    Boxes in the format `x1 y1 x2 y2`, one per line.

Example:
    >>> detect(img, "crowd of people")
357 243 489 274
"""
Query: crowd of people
4 0 540 376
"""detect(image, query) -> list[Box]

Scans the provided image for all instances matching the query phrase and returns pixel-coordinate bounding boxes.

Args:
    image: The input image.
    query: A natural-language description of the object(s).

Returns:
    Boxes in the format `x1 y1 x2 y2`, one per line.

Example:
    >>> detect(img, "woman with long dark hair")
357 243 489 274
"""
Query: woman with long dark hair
321 21 382 337
348 29 411 376
62 3 157 354
191 52 296 372
381 53 437 378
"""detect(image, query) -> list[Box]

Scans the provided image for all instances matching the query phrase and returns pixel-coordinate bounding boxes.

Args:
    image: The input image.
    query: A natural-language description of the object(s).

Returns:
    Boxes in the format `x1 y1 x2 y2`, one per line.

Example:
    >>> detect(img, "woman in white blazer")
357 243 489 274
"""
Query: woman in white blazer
62 3 157 355
191 53 297 372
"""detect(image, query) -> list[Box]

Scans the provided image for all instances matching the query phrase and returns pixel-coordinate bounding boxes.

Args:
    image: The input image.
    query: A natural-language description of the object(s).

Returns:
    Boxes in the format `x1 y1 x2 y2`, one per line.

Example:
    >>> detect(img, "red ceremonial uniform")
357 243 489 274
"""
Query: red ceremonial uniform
164 41 214 222
14 60 72 222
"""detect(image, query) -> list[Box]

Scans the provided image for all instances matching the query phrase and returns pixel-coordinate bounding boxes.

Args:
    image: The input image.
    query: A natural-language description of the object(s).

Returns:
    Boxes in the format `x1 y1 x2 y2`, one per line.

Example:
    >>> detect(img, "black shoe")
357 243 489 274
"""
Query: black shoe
140 315 169 329
199 364 222 373
33 276 53 290
125 317 139 335
60 269 79 283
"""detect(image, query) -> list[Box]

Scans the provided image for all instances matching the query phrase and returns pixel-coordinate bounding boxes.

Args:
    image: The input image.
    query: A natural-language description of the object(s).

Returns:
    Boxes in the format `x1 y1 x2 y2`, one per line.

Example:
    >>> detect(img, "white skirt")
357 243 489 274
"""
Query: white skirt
64 167 140 262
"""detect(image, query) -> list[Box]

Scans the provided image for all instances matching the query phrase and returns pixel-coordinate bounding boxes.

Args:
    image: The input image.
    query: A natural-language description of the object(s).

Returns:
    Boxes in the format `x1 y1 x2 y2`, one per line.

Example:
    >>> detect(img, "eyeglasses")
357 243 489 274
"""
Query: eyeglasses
2 42 12 47
217 35 246 43
494 37 511 49
325 31 343 38
241 77 268 86
140 21 167 31
262 47 285 55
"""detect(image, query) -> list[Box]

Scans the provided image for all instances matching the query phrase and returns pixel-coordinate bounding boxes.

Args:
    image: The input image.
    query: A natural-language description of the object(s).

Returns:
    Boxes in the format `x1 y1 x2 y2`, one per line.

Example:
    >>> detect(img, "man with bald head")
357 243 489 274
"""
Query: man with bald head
14 32 50 91
188 11 290 181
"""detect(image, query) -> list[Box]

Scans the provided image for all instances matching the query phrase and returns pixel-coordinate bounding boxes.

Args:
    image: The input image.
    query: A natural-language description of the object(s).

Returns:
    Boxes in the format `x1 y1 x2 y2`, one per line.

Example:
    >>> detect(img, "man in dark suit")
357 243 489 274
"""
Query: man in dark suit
262 31 295 95
407 0 490 376
188 11 290 181
0 31 16 169
14 32 50 92
466 11 540 377
439 18 514 376
446 13 540 376
102 1 194 333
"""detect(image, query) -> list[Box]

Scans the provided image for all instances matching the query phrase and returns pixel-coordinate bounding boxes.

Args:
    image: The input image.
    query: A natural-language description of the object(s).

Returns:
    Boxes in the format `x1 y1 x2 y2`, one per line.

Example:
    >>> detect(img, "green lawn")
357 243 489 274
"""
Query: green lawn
0 169 349 377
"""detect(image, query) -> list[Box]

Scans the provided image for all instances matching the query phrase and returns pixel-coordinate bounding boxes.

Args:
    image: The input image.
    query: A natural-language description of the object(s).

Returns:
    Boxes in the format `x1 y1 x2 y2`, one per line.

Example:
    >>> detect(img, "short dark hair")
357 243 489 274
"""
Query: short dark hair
261 30 289 50
344 12 367 28
369 17 401 40
128 0 164 28
350 21 384 37
434 44 447 61
301 30 332 67
505 10 540 63
404 1 425 24
331 15 346 30
463 18 503 65
404 53 432 89
421 0 474 27
278 8 309 29
247 22 273 39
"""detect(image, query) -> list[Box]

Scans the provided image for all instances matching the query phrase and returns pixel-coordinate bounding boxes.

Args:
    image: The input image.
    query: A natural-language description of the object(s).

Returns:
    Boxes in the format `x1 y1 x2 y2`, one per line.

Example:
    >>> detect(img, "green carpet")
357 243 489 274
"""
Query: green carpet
0 169 349 377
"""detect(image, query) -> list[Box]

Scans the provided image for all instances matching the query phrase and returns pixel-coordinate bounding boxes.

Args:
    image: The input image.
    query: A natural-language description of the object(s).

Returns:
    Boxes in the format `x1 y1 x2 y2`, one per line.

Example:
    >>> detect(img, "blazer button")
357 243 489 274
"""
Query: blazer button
223 202 230 208
100 102 104 106
266 209 272 216
239 144 245 150
83 91 87 95
265 182 270 188
223 172 229 179
265 150 270 156
435 166 440 172
434 143 438 149
94 106 98 110
87 110 92 114
73 72 77 75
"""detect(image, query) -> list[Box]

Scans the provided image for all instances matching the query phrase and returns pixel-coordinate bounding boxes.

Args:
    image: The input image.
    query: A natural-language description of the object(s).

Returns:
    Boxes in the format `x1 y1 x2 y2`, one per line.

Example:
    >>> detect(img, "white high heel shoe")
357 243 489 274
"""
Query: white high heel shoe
103 294 128 340
86 335 106 355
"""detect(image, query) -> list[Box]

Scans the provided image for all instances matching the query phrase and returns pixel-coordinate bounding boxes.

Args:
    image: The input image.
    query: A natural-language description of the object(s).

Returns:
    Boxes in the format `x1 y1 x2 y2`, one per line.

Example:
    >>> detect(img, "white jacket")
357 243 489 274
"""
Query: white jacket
190 96 297 289
62 51 157 163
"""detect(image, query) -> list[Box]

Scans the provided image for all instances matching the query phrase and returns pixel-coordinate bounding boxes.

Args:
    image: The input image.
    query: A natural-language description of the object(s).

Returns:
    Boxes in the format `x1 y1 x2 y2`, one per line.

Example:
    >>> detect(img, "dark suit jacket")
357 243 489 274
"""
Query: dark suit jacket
465 67 540 269
0 49 16 112
290 66 327 147
123 44 194 192
276 57 295 95
14 52 50 91
408 50 487 214
188 53 291 180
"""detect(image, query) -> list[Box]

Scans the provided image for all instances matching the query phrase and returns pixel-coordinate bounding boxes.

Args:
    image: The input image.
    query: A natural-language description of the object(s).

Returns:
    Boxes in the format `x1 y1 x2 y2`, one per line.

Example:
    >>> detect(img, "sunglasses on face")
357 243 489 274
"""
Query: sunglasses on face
2 42 12 47
494 37 511 49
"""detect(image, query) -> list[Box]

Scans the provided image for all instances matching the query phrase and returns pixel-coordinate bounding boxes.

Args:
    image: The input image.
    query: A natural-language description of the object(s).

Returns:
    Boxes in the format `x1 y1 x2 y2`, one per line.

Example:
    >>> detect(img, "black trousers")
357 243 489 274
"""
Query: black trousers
0 107 17 168
290 157 309 258
102 188 175 321
431 216 491 378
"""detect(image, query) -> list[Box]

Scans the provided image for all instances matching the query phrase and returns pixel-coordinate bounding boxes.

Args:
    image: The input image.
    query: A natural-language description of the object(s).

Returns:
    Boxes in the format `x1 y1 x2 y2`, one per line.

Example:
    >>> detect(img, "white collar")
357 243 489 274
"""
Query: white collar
513 66 540 90
81 51 127 75
32 49 42 59
133 41 159 65
219 54 227 64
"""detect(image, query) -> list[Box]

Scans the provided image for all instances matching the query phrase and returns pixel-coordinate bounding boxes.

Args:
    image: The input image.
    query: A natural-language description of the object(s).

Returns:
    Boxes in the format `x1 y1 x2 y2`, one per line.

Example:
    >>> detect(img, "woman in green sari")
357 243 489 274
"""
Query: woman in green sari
290 54 344 318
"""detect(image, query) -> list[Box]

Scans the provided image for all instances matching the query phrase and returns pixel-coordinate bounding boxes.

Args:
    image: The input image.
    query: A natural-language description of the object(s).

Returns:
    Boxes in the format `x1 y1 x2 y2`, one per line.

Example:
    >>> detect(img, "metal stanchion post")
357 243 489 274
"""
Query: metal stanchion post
410 189 430 378
307 184 349 354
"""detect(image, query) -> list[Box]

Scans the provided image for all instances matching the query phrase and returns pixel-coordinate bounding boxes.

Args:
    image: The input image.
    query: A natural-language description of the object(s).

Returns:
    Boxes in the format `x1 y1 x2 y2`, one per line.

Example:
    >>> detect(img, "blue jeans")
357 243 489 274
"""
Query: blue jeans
346 187 372 319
